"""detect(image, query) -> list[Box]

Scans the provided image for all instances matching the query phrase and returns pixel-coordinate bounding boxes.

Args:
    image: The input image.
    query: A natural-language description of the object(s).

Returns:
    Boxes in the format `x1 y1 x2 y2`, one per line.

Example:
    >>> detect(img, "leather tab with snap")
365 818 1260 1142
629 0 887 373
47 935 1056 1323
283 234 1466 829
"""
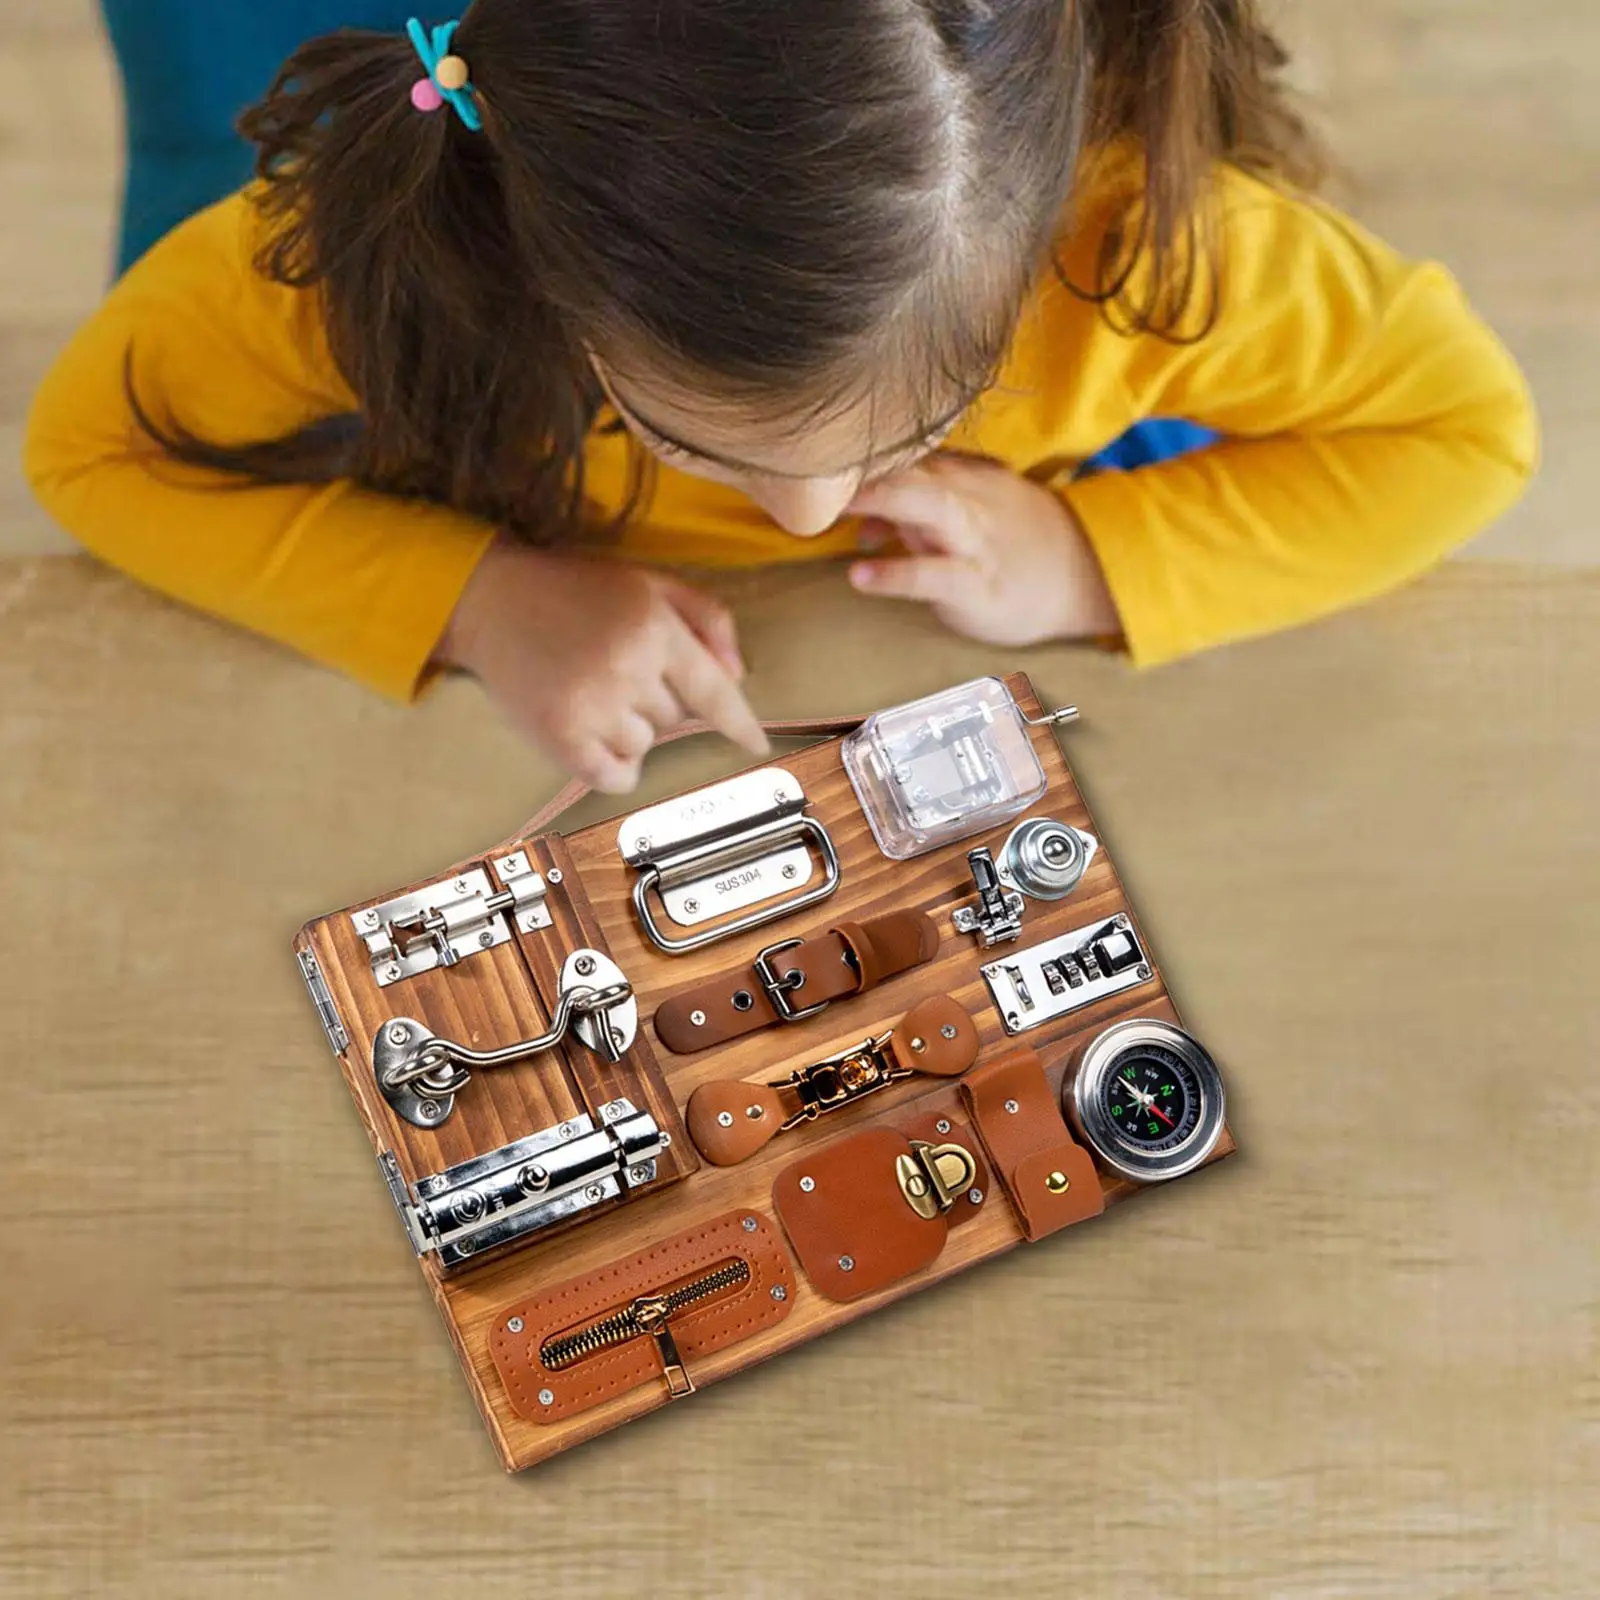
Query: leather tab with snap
961 1046 1105 1240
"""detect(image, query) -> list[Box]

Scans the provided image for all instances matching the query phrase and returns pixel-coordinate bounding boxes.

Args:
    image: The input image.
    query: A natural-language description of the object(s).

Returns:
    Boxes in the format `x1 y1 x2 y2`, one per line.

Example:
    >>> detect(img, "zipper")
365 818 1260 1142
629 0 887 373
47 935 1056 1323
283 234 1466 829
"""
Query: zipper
540 1258 751 1398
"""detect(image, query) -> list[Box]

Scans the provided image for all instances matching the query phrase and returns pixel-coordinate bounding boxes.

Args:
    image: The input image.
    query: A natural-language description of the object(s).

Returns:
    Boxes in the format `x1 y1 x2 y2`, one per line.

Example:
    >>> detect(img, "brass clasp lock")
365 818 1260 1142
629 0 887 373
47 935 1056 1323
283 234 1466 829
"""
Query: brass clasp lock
895 1140 978 1219
779 1028 909 1130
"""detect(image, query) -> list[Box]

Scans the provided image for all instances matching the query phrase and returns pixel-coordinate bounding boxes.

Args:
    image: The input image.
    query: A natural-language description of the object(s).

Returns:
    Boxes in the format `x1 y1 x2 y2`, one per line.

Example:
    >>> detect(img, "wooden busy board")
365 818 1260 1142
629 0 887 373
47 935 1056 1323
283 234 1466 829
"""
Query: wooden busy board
294 672 1233 1471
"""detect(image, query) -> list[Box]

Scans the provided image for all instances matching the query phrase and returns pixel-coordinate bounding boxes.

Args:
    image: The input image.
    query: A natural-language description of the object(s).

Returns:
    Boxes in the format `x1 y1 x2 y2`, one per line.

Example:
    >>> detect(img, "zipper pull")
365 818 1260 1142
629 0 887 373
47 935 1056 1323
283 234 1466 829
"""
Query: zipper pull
632 1294 695 1398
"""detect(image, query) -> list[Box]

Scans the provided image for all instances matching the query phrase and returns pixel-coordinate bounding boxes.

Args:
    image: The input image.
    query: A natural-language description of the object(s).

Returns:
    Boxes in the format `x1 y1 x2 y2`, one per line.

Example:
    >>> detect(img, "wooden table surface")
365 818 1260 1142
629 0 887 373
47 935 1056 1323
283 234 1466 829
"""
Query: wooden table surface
1 556 1596 1597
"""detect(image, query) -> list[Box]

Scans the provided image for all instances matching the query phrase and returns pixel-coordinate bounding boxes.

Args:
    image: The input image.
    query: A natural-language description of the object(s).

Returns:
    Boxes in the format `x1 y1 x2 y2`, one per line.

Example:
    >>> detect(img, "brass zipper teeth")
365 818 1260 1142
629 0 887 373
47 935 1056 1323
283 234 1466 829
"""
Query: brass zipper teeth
541 1258 751 1371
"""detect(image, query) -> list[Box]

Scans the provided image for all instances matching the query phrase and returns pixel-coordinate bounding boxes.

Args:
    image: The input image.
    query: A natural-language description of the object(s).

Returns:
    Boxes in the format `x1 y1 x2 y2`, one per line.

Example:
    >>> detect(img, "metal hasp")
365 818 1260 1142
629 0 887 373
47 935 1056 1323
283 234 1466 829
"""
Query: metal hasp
618 767 840 955
379 1098 665 1268
373 948 636 1127
353 851 553 988
981 914 1154 1034
952 846 1025 947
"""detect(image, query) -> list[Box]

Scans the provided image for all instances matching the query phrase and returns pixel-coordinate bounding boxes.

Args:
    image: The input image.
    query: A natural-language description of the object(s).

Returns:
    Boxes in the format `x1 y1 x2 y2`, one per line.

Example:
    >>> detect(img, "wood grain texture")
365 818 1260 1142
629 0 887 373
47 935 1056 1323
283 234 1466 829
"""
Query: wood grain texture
298 673 1234 1470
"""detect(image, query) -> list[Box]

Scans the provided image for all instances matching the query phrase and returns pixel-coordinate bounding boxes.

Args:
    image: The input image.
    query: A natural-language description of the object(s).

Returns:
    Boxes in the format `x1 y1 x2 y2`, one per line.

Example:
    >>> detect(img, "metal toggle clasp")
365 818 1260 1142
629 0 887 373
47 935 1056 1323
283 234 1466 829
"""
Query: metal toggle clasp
952 845 1025 947
895 1140 978 1219
775 1027 911 1131
373 949 637 1127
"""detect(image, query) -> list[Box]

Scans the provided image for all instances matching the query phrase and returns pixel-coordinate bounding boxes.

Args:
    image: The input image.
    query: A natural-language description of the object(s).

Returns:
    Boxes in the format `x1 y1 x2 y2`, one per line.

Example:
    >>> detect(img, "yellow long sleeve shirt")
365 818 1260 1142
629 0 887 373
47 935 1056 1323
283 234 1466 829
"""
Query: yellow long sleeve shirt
24 162 1537 701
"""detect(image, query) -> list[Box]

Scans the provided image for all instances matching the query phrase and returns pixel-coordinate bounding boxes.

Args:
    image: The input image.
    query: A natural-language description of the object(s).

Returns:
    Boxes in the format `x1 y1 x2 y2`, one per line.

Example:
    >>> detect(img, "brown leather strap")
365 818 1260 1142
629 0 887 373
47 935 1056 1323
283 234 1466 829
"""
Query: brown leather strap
686 995 979 1165
519 712 864 838
654 910 939 1054
960 1046 1105 1240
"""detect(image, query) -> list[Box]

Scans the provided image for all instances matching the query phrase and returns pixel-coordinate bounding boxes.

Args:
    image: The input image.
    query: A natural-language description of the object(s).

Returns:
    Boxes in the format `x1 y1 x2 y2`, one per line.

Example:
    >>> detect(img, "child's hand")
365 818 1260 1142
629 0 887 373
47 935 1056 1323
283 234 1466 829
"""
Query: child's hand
846 455 1121 645
437 539 769 793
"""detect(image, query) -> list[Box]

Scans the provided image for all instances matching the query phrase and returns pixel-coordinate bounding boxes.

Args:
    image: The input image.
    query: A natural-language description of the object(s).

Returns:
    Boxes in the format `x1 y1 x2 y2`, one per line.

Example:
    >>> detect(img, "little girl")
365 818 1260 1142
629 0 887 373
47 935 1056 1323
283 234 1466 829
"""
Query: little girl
26 0 1536 794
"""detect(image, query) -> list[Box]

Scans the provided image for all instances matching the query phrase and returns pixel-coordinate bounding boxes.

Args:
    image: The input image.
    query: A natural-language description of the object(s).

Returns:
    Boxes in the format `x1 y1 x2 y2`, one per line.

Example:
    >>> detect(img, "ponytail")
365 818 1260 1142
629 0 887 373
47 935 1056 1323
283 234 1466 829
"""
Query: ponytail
1072 0 1325 336
129 26 634 542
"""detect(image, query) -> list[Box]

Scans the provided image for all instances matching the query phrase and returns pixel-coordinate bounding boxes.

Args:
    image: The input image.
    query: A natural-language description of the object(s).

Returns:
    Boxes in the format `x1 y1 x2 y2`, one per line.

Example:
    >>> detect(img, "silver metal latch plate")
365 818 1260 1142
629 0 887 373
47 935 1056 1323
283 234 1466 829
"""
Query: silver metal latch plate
353 851 552 987
378 1098 667 1268
981 913 1154 1033
617 767 840 954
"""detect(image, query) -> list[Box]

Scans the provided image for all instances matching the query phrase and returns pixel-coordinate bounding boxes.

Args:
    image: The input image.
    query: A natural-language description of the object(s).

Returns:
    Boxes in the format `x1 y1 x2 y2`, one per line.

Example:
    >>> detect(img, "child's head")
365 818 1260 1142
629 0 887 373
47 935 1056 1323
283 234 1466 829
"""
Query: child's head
212 0 1316 538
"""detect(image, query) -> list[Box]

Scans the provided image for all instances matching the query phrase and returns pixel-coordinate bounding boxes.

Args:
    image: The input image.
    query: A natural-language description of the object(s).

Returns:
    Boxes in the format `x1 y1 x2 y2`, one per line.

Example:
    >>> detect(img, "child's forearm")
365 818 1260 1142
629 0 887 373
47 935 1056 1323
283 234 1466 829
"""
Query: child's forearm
1062 407 1536 667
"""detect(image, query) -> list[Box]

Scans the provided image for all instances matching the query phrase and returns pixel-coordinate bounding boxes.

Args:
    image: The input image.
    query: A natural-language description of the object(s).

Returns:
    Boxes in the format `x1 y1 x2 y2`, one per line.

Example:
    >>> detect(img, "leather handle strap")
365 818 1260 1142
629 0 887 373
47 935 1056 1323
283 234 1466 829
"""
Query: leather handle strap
518 712 864 839
686 995 979 1166
654 910 940 1054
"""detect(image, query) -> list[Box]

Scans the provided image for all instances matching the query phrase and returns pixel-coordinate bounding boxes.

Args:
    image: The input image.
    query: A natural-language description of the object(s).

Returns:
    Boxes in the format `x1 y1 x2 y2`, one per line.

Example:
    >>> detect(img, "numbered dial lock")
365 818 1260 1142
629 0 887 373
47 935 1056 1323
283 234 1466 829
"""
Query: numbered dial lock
1065 1019 1226 1183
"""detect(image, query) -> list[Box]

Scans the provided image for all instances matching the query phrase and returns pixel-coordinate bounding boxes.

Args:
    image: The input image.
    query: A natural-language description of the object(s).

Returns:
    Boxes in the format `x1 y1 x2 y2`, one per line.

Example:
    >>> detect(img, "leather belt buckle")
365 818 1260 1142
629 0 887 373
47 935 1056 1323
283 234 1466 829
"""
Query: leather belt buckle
751 937 833 1024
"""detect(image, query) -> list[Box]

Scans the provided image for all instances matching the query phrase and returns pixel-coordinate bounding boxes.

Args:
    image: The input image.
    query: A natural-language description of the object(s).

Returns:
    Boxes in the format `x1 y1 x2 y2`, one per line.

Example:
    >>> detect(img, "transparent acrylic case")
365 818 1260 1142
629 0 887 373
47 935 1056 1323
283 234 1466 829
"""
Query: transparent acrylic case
841 676 1047 860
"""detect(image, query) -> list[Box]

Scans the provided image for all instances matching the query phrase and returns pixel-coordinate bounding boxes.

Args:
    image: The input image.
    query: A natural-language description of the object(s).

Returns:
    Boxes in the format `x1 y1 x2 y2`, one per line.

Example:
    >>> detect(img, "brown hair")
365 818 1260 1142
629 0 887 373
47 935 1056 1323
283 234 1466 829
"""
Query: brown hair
133 0 1321 543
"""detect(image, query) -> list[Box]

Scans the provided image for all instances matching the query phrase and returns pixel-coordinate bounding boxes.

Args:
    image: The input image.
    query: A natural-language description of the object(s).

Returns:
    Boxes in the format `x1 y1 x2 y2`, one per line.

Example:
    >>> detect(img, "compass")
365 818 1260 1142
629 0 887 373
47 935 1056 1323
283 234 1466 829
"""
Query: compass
1065 1019 1225 1182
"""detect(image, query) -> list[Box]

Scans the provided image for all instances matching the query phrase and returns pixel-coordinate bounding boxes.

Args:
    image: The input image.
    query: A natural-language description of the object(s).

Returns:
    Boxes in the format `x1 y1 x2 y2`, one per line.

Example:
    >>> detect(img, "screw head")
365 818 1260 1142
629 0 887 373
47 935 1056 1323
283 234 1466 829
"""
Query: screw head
774 789 788 805
742 1216 758 1232
363 909 381 927
799 1175 815 1193
547 868 563 884
941 1023 958 1039
1136 964 1152 980
717 1111 734 1127
838 1255 855 1272
506 1316 524 1334
418 1099 441 1120
1046 1170 1070 1194
689 1009 706 1026
969 1188 984 1205
683 897 700 914
583 1183 606 1202
478 930 495 948
628 1165 650 1184
1005 1012 1020 1029
454 878 469 894
771 1285 787 1303
781 863 798 880
387 1022 409 1046
634 837 651 853
574 954 596 975
385 964 403 982
538 1388 555 1406
746 1104 764 1120
1004 1098 1020 1114
935 1118 951 1135
557 1122 575 1139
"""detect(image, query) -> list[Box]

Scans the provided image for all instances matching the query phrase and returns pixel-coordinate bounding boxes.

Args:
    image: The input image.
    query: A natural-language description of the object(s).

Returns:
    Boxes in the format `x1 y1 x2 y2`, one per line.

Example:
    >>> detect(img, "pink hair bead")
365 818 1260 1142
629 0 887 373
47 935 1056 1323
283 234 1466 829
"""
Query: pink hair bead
410 77 444 113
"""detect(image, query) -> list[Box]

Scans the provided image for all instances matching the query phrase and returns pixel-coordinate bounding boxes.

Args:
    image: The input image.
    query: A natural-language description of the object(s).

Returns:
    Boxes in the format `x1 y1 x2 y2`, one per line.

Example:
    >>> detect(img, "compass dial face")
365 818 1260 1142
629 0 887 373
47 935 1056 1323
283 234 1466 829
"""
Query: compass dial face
1102 1044 1204 1153
1068 1020 1226 1183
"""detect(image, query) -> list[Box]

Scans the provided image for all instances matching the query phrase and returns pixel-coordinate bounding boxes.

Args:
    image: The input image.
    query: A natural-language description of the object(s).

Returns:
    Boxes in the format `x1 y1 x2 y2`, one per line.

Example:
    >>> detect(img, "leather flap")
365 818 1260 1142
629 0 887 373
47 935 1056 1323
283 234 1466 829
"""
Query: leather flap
961 1047 1106 1241
888 995 980 1077
490 1210 795 1424
836 911 939 992
772 1128 948 1301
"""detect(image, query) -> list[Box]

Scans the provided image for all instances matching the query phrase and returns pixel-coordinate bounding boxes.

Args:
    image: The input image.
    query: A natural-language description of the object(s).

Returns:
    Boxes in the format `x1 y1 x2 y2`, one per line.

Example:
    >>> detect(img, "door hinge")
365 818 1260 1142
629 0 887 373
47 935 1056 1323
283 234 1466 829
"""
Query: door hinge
297 949 349 1055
